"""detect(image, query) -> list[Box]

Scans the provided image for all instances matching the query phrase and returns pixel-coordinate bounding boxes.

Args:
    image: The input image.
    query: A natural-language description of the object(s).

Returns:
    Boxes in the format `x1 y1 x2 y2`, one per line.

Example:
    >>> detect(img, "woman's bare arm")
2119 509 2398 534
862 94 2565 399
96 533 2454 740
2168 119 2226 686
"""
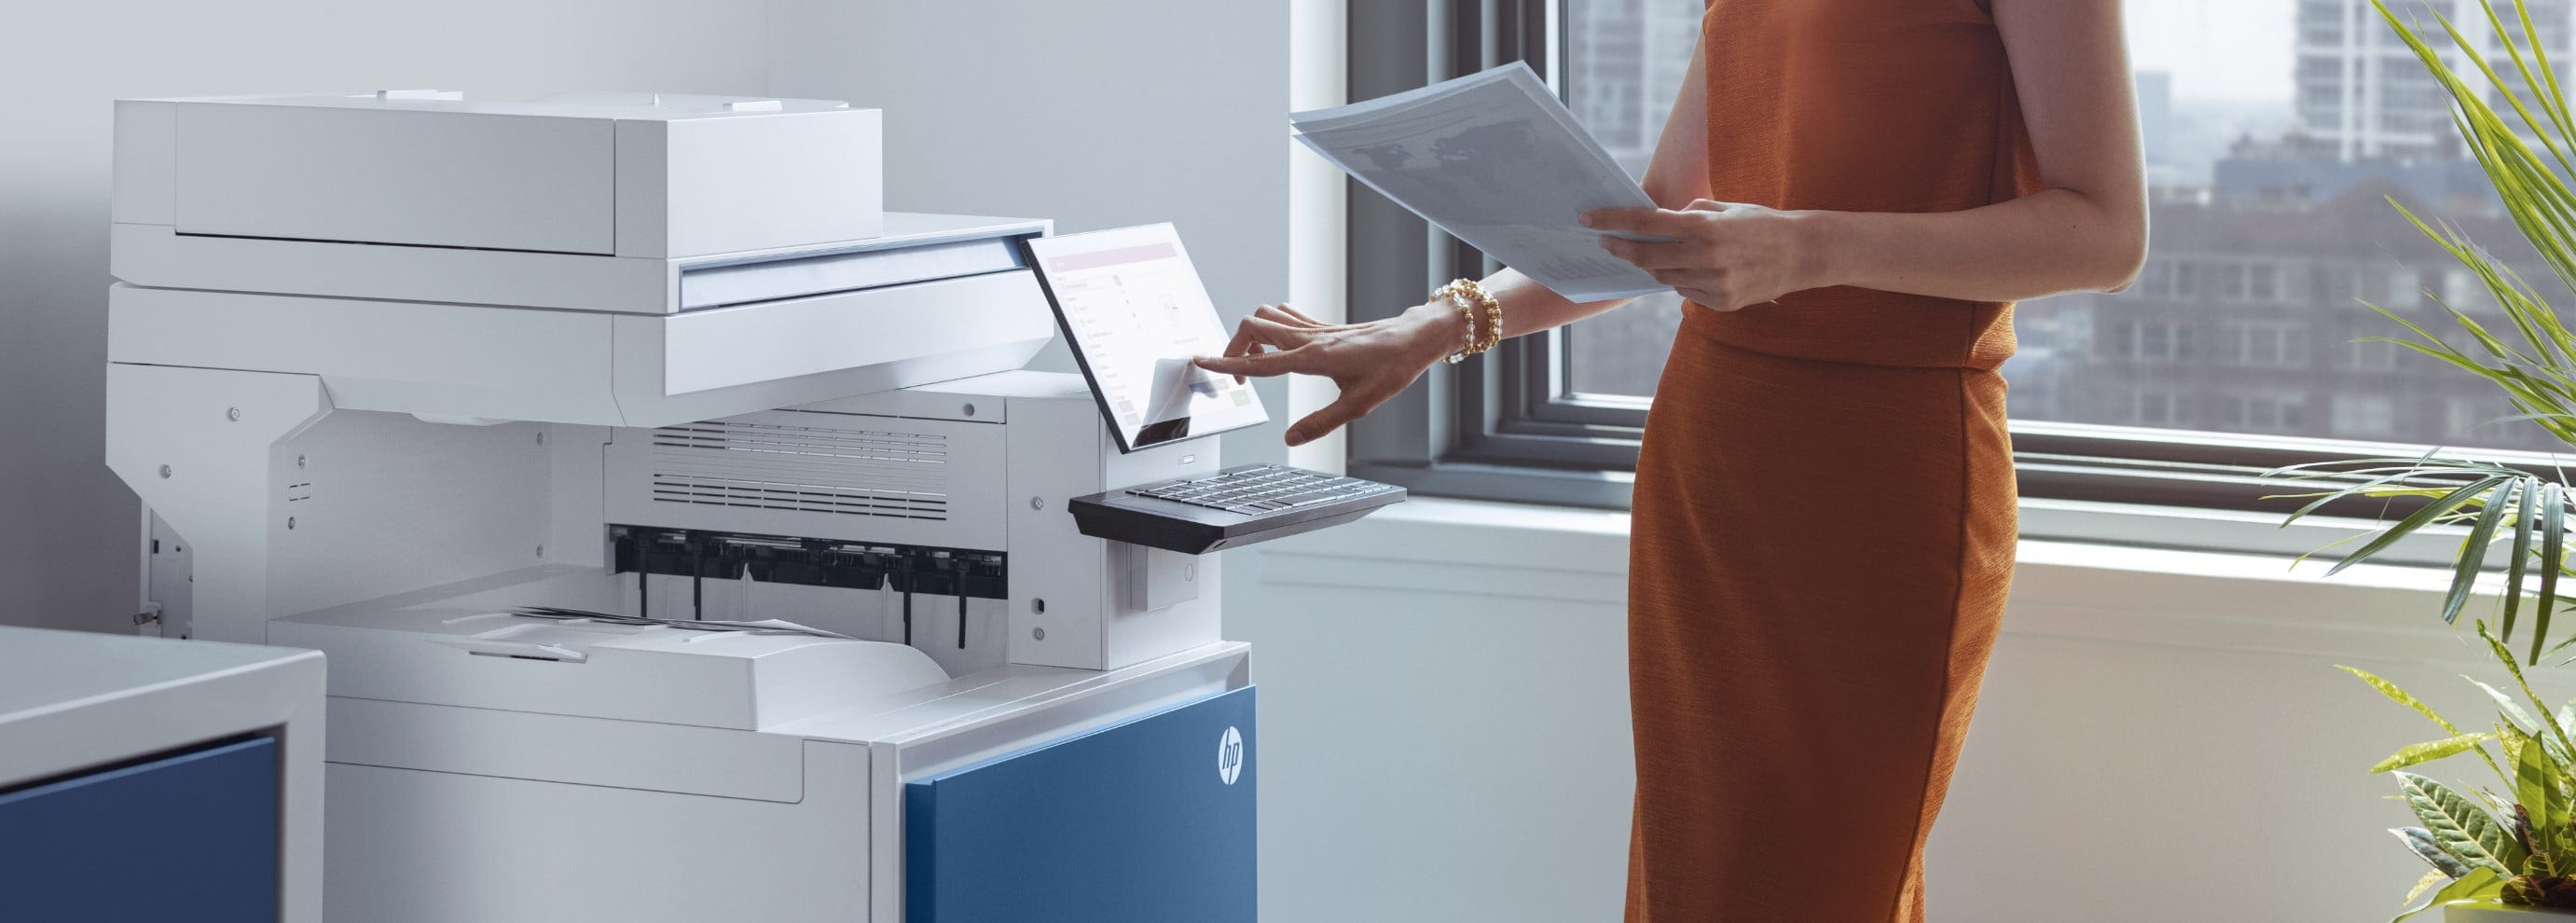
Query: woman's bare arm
1194 33 1713 446
1591 0 2146 309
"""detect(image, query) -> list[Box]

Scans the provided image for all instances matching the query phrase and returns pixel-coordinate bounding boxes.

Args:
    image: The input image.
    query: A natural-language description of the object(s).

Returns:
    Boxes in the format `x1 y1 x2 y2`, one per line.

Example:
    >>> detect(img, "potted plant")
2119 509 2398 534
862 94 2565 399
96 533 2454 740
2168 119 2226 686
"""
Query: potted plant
2344 627 2576 919
2266 1 2576 918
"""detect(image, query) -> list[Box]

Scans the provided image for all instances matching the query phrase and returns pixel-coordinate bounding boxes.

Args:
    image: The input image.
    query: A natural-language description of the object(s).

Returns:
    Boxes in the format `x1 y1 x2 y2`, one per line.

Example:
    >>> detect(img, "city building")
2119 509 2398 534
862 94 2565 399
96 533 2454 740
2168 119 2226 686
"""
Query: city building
2009 178 2567 452
2138 70 2174 167
1565 0 1705 178
2212 135 2497 210
2296 0 2574 161
1564 0 1706 398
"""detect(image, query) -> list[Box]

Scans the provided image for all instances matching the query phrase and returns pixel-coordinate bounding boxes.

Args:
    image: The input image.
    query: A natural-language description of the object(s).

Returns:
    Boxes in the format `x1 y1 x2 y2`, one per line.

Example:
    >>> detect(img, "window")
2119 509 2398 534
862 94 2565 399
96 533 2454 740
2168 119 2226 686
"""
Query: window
2343 338 2402 370
2221 320 2311 366
1343 0 2574 512
2220 393 2308 430
2247 263 2284 302
2451 396 2519 441
2445 269 2488 311
2136 261 2179 297
2106 319 2197 361
2332 395 2400 436
2386 269 2424 309
2128 390 2187 427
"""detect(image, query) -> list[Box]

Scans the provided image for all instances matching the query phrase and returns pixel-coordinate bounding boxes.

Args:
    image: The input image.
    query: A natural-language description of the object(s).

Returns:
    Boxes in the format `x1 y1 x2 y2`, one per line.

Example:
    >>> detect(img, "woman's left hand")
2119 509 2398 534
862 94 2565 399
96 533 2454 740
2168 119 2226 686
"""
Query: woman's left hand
1584 200 1818 311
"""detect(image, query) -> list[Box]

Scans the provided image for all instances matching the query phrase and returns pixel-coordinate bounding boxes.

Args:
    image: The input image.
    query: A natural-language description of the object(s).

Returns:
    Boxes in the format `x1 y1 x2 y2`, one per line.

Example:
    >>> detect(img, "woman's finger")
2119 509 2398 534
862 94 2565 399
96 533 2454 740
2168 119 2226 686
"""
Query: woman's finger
1581 207 1674 234
1224 313 1309 358
1608 238 1707 271
1270 303 1328 326
1219 320 1263 383
1220 318 1291 383
1240 314 1318 349
1196 345 1317 379
1255 304 1329 329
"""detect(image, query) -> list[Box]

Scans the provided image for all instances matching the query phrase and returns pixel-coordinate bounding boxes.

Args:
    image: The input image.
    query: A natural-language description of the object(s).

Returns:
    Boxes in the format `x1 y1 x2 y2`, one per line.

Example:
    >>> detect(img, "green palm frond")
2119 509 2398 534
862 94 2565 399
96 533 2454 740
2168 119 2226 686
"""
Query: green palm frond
2271 2 2576 663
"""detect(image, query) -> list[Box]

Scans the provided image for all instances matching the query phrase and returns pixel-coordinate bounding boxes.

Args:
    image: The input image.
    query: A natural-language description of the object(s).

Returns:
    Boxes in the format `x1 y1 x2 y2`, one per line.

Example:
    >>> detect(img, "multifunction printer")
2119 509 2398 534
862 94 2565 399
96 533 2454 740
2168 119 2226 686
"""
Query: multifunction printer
103 90 1398 922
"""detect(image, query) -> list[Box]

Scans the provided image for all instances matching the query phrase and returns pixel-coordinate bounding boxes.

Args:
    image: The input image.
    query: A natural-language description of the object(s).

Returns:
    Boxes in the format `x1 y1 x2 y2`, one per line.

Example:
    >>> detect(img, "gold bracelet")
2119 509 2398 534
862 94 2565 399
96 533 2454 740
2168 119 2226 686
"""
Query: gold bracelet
1467 280 1503 353
1437 278 1504 358
1438 286 1480 364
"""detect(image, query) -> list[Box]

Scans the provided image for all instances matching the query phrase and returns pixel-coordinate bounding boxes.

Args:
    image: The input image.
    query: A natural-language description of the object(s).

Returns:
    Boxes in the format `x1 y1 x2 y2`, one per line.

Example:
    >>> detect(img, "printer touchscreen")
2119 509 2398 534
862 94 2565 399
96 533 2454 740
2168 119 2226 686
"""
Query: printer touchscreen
1026 224 1269 452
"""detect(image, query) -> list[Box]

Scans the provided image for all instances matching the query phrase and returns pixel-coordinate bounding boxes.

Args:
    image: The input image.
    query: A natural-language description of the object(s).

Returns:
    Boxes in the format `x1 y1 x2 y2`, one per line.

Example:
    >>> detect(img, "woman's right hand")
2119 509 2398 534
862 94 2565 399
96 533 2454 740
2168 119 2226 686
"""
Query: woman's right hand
1194 301 1465 447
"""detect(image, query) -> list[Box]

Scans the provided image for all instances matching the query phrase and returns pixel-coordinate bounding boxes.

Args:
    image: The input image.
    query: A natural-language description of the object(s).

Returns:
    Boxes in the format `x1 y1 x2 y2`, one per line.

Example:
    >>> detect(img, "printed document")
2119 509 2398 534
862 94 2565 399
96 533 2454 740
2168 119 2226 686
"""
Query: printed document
1291 62 1674 302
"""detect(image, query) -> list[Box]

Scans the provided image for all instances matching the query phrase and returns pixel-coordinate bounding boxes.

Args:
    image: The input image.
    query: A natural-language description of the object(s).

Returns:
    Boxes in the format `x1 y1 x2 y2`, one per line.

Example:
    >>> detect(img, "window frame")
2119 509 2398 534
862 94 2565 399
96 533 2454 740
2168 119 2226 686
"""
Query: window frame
1340 0 2556 518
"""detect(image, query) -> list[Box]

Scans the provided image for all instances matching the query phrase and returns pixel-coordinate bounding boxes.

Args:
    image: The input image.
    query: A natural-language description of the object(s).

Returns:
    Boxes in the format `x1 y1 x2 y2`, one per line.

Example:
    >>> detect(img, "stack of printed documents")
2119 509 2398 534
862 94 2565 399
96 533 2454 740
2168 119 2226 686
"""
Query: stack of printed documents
1291 62 1674 302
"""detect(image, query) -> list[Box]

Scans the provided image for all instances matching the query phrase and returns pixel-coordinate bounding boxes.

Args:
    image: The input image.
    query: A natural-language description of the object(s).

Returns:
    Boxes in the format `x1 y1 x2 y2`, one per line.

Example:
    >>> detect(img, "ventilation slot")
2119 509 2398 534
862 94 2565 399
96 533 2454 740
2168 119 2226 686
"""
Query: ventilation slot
648 420 950 520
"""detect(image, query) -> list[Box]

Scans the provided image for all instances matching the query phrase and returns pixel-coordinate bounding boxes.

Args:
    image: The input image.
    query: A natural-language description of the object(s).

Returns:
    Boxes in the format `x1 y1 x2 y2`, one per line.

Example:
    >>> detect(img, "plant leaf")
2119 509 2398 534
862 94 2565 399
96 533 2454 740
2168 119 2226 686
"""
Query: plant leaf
2352 663 2513 783
2404 867 2452 907
2390 867 2505 923
2376 733 2498 773
2332 475 2512 576
2399 770 2530 875
2474 677 2544 734
2509 476 2541 639
2540 482 2567 663
2396 825 2476 877
2453 479 2519 626
2483 623 2576 760
2345 666 2468 736
2514 727 2567 857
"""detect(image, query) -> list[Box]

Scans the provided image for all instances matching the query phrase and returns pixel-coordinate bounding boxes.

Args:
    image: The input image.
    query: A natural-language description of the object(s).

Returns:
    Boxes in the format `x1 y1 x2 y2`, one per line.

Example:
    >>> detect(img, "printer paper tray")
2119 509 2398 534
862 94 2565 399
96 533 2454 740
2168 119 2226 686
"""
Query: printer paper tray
325 696 808 802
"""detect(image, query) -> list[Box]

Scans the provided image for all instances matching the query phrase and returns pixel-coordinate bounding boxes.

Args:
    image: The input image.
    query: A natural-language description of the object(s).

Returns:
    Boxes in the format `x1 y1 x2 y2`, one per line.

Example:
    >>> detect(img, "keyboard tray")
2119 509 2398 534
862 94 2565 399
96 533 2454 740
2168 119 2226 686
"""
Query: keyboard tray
1067 464 1406 555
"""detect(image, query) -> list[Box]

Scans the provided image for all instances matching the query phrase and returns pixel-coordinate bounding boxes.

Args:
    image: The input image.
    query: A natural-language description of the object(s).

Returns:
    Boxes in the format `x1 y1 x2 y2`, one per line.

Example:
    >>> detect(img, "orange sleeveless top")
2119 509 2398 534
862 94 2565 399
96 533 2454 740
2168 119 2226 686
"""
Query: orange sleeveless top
1695 0 2043 369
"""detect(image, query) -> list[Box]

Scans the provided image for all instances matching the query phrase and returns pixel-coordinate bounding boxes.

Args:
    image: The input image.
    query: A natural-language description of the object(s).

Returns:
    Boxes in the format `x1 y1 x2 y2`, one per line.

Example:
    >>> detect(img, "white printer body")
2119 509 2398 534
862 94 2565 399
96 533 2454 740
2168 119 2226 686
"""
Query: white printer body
105 91 1257 923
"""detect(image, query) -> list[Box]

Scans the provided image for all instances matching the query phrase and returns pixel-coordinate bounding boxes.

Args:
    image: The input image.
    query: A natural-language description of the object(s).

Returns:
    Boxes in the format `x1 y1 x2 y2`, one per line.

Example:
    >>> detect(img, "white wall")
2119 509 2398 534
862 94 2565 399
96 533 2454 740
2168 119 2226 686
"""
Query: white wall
0 1 771 633
1239 502 2573 922
765 0 1293 413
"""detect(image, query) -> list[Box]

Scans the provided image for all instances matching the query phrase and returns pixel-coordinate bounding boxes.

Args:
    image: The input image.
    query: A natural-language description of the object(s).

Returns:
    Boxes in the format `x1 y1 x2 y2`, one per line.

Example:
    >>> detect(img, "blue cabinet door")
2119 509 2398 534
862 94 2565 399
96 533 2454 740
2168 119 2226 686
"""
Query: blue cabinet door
906 686 1256 923
0 736 281 922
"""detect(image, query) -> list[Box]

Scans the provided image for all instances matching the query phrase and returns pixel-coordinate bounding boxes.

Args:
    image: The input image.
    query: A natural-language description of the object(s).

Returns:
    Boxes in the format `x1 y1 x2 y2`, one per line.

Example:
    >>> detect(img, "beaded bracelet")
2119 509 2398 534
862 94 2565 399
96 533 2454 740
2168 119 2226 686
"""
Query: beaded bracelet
1439 284 1481 364
1435 278 1504 362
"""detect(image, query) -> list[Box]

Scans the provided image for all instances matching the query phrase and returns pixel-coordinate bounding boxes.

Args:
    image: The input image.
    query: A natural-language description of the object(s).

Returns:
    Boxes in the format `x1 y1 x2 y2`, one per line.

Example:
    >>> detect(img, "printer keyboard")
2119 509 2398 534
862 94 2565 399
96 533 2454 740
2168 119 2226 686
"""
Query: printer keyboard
1125 464 1398 515
1068 463 1408 555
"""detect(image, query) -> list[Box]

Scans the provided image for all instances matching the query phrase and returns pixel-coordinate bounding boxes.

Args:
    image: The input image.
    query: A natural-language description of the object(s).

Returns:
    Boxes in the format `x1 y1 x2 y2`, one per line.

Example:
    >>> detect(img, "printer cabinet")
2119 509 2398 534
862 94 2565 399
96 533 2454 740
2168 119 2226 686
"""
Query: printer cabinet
905 686 1257 923
0 736 282 922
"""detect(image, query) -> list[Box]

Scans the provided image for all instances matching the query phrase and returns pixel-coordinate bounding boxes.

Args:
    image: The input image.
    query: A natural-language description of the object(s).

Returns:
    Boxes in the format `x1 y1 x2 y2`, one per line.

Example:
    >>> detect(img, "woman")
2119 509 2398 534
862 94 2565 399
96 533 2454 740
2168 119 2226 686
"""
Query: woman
1199 1 2144 920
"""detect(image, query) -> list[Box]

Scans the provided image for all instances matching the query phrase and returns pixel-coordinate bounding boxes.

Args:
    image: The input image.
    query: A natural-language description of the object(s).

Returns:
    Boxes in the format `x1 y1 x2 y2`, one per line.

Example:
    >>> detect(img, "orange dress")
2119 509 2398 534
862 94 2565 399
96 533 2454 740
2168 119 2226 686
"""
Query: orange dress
1623 2 2038 921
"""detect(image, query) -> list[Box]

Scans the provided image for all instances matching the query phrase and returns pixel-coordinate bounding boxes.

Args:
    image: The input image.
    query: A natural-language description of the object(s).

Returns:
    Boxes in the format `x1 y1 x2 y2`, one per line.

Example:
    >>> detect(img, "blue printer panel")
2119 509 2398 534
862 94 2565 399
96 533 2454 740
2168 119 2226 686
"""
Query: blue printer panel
0 735 282 923
905 686 1256 923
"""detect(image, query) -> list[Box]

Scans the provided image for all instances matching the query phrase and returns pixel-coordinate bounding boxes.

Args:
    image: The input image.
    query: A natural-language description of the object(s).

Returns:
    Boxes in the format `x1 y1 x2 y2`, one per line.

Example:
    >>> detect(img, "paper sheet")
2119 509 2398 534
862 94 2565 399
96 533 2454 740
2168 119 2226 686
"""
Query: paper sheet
1291 62 1674 302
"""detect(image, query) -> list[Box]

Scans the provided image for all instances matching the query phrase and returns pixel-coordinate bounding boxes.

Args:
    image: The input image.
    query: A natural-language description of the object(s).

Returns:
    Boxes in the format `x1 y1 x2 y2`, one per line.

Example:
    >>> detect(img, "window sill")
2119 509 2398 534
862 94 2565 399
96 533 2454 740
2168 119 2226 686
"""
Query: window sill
1254 494 2496 665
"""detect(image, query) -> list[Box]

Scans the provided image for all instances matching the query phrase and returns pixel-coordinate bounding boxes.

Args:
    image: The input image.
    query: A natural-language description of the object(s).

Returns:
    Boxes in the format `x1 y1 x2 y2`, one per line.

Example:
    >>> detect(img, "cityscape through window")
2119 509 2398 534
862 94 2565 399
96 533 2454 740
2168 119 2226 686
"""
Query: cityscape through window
1562 0 2570 452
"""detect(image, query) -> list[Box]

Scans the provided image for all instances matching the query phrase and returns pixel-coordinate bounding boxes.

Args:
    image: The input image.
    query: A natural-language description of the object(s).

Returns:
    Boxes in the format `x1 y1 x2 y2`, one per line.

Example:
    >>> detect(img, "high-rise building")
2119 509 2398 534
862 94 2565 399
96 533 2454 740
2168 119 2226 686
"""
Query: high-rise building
2137 70 2174 167
2296 0 2575 161
1564 0 1704 179
1563 0 1705 398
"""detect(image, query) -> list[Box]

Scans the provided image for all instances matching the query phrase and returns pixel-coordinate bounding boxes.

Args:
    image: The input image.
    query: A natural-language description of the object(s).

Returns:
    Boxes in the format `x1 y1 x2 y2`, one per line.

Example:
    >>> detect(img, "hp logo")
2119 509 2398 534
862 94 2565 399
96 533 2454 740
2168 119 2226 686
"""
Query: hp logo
1216 726 1245 785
